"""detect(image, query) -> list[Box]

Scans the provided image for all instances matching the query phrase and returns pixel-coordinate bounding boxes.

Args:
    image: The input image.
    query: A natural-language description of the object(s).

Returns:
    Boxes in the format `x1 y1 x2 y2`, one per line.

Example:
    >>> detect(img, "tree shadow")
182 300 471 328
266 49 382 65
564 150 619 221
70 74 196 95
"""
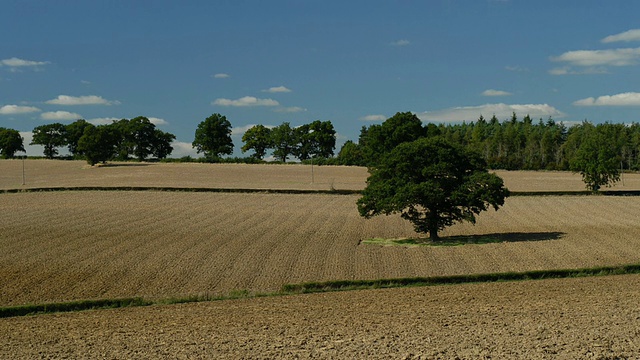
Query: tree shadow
363 232 566 247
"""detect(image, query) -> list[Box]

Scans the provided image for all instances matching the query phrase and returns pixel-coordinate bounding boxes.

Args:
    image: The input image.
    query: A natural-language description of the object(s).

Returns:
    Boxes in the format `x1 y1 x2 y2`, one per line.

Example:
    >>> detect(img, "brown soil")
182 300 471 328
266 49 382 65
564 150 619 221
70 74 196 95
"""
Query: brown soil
2 274 639 359
2 192 640 307
3 159 640 192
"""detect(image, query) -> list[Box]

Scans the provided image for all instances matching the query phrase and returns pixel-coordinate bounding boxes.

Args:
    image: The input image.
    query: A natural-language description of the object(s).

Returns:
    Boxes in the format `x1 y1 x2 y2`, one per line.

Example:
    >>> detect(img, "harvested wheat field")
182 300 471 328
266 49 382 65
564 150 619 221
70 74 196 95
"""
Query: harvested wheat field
2 191 640 307
3 161 640 358
2 159 640 192
2 274 640 359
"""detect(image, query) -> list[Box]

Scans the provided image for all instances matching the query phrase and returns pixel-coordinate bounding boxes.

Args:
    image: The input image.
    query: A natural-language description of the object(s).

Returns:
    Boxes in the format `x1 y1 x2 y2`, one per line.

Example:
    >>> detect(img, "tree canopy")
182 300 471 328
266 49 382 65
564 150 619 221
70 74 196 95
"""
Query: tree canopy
0 127 25 158
192 113 234 161
357 137 509 241
31 123 67 159
241 124 271 160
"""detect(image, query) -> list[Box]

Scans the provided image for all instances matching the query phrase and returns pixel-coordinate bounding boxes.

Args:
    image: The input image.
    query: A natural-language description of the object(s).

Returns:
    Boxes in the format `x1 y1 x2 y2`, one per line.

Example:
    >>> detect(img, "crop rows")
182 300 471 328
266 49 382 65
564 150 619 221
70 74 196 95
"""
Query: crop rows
2 191 640 307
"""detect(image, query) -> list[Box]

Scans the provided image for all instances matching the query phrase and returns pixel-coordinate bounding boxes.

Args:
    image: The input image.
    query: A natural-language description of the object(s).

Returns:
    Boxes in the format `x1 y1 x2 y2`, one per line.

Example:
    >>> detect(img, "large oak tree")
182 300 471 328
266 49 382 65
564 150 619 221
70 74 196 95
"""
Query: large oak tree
357 137 509 241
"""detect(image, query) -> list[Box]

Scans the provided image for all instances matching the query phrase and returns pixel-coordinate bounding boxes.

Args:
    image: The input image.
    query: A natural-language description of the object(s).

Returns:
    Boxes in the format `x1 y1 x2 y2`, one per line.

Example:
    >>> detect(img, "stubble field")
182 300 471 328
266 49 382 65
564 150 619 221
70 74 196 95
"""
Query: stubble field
1 160 640 358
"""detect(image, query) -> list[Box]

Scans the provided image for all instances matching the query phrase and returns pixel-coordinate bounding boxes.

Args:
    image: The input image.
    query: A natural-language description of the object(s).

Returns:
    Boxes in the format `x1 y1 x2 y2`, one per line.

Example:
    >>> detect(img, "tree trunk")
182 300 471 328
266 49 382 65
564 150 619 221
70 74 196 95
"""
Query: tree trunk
429 226 440 241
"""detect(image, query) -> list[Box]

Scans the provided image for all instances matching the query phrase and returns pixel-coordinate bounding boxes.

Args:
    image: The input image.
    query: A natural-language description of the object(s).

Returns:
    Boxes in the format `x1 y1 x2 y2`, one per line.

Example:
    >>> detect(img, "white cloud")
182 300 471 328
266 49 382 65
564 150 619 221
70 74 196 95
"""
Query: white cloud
482 89 512 97
148 117 168 125
274 106 306 113
549 66 609 75
360 114 386 121
602 29 640 43
573 92 640 106
40 111 83 121
213 96 279 107
213 73 230 79
391 39 410 46
263 86 292 93
417 103 566 122
231 124 275 136
170 141 201 158
551 47 640 67
46 95 120 106
87 117 119 125
0 104 41 115
0 57 50 68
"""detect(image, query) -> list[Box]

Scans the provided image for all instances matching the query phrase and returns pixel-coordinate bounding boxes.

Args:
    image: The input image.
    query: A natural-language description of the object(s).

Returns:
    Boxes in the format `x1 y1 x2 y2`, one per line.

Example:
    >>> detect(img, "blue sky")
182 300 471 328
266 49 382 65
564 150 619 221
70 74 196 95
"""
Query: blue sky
2 0 640 158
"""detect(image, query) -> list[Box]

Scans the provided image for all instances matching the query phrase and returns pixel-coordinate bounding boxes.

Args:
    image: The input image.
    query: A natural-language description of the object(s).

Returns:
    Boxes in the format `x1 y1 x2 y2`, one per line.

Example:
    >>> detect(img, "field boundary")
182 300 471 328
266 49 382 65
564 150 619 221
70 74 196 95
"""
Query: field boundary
3 263 640 319
2 186 640 196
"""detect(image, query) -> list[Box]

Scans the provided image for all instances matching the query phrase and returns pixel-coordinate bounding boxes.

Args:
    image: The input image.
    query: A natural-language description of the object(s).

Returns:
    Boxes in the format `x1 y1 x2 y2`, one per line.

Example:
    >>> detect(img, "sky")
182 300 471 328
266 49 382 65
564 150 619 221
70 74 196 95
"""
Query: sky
2 0 640 158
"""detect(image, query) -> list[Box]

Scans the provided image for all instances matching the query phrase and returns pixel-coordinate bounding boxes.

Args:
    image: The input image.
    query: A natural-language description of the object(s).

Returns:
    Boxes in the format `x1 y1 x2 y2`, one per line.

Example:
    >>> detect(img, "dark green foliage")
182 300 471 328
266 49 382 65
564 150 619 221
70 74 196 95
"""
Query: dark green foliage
357 137 509 240
65 119 94 157
0 127 25 158
293 120 336 160
358 112 425 166
192 113 234 161
569 122 621 191
241 124 271 160
270 122 296 162
77 125 118 165
31 123 67 159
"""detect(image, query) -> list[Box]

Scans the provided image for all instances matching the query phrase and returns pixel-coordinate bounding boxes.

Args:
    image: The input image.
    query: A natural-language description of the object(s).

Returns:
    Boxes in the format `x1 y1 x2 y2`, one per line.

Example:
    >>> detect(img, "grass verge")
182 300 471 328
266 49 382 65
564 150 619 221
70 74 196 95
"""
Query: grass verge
3 187 640 197
3 263 640 319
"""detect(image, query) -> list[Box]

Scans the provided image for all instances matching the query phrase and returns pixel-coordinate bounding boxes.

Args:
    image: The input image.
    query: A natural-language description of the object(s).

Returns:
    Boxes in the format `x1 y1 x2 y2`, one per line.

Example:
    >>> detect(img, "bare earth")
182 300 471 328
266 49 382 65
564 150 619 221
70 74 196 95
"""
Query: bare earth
2 159 640 191
2 275 640 359
2 160 640 358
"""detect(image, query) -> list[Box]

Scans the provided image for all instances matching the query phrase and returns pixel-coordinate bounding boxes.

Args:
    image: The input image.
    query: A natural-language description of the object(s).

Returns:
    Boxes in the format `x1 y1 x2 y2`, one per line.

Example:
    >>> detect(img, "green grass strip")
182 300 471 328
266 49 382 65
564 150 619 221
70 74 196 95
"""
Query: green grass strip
3 186 640 196
280 263 640 294
0 186 360 195
3 263 640 318
0 297 151 318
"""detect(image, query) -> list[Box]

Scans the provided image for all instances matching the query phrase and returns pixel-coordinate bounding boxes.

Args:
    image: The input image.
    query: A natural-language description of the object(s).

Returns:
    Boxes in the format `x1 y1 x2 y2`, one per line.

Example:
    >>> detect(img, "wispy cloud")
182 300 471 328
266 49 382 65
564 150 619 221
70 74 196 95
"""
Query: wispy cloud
274 106 306 113
230 124 274 136
482 89 512 97
213 96 279 107
263 86 292 93
602 29 640 43
0 104 41 115
87 117 119 125
360 114 386 121
573 92 640 106
505 65 529 72
40 111 83 121
46 95 120 106
416 103 565 122
0 57 50 71
551 47 640 67
548 66 609 75
390 39 410 46
213 73 230 79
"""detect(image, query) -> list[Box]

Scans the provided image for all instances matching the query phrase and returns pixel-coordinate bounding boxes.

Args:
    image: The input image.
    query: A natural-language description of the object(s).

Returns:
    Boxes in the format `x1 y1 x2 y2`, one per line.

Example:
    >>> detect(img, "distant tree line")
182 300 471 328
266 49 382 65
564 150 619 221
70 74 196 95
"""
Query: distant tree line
191 113 337 163
1 111 638 185
28 116 175 165
336 111 635 190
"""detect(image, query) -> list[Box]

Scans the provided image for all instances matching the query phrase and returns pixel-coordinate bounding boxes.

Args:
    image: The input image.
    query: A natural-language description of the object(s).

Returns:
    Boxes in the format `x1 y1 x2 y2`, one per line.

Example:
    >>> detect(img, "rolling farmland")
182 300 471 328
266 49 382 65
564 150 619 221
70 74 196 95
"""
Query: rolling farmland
2 160 640 358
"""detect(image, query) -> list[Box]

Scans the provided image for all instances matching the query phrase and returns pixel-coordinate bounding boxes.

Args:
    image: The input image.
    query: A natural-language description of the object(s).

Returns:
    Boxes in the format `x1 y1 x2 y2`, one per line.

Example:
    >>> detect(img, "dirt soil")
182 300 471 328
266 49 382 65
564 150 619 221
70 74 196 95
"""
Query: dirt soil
2 274 640 359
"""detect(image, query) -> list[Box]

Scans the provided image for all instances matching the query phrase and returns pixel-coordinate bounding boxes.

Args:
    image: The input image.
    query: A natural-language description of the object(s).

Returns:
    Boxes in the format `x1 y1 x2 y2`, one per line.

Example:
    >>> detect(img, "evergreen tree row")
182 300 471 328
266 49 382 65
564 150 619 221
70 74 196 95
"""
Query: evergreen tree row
337 112 640 173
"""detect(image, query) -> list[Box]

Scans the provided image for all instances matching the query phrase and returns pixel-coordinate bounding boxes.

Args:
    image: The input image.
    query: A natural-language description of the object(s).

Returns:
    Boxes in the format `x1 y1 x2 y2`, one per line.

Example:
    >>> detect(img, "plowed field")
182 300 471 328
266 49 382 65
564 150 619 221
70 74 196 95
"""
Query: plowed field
2 160 640 358
2 191 640 307
3 159 640 191
2 274 639 359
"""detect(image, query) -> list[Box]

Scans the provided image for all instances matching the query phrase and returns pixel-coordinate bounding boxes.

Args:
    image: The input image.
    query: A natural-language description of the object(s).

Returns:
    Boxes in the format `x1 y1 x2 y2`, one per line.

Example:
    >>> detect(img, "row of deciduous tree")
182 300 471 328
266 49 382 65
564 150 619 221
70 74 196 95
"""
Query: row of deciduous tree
27 117 176 165
192 113 337 162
